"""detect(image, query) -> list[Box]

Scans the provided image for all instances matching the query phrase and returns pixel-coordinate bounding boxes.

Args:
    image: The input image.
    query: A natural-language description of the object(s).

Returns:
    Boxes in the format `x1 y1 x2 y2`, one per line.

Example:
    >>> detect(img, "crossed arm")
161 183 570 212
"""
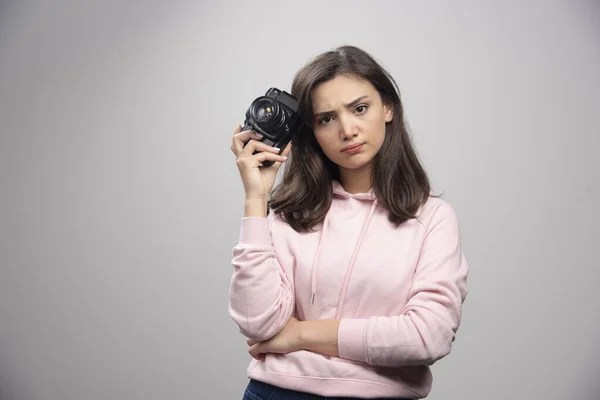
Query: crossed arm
233 204 468 367
247 318 340 360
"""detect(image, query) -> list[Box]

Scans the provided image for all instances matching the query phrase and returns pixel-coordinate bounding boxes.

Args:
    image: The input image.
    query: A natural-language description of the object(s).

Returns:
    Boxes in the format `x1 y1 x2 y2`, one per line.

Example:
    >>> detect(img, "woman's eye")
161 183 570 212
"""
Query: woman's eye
320 116 333 124
355 105 368 114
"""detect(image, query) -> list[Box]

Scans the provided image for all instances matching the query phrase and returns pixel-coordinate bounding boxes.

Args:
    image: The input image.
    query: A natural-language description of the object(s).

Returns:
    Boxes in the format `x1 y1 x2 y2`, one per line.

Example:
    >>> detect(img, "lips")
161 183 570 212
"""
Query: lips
341 143 364 152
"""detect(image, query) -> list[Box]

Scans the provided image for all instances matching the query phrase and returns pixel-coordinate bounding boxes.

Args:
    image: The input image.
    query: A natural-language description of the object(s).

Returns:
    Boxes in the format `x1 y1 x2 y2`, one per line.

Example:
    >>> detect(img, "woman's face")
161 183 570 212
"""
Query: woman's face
311 74 393 173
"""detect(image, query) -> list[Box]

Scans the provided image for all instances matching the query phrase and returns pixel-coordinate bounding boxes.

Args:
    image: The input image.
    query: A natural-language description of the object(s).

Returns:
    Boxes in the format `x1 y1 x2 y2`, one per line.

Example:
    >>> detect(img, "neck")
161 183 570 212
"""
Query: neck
338 164 373 194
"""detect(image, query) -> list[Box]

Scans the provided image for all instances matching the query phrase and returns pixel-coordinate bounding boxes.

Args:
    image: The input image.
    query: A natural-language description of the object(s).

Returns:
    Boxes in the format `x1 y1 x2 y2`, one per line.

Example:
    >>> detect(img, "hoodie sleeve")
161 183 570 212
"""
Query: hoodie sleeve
337 202 469 367
228 213 295 341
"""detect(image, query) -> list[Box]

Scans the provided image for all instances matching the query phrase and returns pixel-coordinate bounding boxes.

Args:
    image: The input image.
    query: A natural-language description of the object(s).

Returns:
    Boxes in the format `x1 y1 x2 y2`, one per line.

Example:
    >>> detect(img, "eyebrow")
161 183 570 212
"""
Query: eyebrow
313 95 370 118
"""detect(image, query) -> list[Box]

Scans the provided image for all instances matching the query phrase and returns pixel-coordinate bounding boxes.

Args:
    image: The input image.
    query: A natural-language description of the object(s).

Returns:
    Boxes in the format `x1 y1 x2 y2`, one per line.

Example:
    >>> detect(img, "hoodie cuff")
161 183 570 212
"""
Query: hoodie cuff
239 217 271 246
338 319 369 363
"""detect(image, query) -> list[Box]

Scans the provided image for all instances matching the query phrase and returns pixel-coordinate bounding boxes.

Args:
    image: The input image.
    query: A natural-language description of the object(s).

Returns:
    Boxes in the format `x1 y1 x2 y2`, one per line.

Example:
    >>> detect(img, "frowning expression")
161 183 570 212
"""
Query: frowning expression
311 74 393 173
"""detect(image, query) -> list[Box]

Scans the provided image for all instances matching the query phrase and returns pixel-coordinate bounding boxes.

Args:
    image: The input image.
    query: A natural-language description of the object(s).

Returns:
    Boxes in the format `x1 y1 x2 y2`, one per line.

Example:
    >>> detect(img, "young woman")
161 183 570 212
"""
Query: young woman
228 45 469 400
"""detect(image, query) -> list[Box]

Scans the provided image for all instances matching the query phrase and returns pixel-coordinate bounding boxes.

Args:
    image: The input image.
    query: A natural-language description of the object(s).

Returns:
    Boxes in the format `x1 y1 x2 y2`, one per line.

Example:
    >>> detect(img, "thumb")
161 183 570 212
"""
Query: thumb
249 342 264 358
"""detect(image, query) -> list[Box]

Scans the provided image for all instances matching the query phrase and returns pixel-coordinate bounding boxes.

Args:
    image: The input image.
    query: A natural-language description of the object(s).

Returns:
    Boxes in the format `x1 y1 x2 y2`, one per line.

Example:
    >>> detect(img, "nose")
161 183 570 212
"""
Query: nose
339 115 358 140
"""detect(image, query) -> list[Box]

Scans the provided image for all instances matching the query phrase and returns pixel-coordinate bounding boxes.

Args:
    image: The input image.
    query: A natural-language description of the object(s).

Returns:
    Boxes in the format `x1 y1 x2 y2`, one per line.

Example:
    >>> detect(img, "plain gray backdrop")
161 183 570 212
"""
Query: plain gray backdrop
1 1 599 399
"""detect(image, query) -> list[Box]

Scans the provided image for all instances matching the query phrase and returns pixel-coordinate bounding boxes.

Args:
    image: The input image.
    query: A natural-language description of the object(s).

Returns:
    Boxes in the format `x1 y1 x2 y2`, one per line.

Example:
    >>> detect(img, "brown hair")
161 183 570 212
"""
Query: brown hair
269 45 434 232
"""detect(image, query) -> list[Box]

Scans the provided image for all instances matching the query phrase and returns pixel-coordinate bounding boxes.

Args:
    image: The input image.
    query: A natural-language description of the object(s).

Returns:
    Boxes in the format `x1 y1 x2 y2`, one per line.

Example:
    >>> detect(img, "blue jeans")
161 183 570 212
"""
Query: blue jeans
243 379 412 400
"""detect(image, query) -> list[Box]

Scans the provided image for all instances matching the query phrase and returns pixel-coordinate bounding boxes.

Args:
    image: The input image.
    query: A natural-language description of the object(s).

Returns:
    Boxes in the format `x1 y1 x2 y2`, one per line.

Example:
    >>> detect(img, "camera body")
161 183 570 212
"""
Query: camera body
242 87 301 167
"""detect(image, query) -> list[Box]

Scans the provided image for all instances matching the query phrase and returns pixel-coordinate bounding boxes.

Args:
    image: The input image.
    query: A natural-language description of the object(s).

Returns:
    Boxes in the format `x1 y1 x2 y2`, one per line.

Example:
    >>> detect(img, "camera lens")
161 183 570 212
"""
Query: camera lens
250 97 286 134
254 99 276 123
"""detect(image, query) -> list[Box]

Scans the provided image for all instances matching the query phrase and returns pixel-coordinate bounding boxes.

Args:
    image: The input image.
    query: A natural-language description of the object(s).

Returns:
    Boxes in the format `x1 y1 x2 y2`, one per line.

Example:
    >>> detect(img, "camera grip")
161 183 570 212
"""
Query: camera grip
240 124 277 167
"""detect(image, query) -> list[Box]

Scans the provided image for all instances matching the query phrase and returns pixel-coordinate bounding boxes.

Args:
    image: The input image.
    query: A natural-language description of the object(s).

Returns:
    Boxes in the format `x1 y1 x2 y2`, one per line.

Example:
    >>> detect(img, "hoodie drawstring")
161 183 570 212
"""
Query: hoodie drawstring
310 211 330 305
309 199 378 318
334 200 377 319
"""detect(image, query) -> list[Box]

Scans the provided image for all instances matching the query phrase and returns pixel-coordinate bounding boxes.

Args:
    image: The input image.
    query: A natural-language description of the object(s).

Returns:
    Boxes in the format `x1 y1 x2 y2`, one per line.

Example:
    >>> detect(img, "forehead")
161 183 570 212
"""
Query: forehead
311 74 378 111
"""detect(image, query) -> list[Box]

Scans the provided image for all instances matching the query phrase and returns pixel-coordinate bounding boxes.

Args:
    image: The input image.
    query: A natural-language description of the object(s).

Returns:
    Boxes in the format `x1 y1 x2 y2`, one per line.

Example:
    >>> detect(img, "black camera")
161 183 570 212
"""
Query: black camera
242 87 301 167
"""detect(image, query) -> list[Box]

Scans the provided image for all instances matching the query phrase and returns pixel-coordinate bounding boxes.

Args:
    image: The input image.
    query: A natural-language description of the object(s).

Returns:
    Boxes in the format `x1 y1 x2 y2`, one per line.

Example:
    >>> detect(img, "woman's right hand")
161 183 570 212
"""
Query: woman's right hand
230 124 291 201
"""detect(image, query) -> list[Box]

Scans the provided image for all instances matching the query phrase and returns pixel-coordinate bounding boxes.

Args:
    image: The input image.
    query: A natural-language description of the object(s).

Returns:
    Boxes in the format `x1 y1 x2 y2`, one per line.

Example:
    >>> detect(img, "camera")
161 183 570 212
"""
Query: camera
242 87 302 167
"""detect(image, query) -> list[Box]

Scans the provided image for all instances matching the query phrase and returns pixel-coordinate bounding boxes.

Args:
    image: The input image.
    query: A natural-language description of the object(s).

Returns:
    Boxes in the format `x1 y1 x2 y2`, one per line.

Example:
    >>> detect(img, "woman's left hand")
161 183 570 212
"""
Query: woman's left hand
247 317 302 360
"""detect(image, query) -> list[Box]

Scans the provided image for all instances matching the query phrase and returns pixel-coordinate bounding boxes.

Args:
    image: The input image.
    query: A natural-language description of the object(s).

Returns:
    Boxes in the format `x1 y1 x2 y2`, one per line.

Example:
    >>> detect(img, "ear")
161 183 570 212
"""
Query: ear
383 103 393 122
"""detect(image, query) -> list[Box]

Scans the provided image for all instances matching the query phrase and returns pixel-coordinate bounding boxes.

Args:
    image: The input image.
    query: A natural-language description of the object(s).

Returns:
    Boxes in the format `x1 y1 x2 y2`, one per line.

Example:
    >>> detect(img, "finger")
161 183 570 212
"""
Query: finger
254 151 288 166
248 343 263 358
231 132 263 156
247 338 258 346
231 129 263 155
241 140 281 156
233 130 263 141
249 351 265 361
248 343 257 356
265 143 292 169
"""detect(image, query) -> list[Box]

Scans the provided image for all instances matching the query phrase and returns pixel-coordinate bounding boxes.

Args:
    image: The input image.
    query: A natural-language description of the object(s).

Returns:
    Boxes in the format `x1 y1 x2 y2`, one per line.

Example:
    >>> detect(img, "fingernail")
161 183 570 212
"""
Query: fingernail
272 147 280 152
255 133 264 139
282 156 288 160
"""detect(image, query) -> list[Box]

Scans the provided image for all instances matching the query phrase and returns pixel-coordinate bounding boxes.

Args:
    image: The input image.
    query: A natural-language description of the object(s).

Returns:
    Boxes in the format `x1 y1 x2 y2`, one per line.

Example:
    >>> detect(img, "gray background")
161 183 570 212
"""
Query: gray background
1 1 599 399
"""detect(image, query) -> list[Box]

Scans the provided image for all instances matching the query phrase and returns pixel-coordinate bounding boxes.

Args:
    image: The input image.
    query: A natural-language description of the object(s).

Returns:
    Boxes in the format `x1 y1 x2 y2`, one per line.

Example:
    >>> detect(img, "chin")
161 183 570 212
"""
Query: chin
337 154 375 171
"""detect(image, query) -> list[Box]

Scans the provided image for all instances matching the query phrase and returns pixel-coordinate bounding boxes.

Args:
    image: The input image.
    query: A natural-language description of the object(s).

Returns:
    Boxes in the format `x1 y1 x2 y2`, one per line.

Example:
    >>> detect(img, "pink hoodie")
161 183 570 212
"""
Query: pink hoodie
229 181 468 399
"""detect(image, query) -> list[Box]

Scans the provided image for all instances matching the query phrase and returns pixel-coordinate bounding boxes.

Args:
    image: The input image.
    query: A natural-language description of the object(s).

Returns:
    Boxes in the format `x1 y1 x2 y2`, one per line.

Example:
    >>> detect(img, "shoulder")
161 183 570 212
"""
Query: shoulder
415 195 462 234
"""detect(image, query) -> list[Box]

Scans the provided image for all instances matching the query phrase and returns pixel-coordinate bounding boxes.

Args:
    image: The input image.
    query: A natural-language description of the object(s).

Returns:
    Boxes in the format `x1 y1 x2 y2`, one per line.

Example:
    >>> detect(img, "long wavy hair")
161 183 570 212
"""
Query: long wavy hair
269 45 433 232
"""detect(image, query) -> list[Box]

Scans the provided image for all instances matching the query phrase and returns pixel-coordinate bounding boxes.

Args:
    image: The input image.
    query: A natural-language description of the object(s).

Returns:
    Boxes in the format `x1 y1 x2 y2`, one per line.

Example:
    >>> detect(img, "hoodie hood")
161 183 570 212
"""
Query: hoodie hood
331 180 377 201
310 180 378 319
